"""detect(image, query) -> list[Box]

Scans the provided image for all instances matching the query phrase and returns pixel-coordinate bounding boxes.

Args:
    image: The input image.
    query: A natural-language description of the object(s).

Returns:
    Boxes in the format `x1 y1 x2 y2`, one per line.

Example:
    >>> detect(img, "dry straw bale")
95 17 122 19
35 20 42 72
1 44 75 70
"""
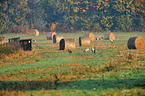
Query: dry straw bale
29 29 39 36
60 38 75 50
53 35 64 43
84 33 94 41
79 36 91 46
104 33 115 40
127 36 145 49
46 32 56 40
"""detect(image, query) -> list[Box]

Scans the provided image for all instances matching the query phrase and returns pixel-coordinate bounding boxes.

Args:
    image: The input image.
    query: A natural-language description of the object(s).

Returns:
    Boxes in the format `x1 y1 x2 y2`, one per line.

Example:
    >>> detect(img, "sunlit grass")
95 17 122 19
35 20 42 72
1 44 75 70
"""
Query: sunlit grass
0 32 145 96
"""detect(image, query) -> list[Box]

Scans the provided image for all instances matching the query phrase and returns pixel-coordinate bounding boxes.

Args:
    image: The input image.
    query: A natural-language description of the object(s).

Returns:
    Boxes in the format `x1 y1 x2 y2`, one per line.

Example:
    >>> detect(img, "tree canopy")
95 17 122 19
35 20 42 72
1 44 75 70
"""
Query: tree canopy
0 0 145 33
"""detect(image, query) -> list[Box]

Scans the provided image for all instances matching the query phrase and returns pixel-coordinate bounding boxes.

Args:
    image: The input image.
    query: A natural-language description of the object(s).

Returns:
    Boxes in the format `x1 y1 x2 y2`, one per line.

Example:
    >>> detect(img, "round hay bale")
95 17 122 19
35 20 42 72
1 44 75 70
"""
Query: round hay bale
53 35 64 43
46 32 56 40
29 29 39 36
60 38 75 50
104 33 115 40
127 36 145 49
84 33 94 41
79 36 91 46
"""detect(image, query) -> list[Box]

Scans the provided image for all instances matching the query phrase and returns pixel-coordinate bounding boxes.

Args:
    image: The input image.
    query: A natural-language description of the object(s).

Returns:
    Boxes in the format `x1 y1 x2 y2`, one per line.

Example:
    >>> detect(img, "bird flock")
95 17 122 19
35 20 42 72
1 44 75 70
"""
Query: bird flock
83 46 96 53
68 46 97 53
67 35 113 53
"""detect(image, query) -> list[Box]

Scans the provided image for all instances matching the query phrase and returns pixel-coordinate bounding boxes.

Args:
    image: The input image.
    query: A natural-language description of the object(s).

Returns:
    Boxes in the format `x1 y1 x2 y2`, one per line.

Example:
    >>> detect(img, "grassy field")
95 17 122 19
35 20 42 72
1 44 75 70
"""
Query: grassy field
0 32 145 96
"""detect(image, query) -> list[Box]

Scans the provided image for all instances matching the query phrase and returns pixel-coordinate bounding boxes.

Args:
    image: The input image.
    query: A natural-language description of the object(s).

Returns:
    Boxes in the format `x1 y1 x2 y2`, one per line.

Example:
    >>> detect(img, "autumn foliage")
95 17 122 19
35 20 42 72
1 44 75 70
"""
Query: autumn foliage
0 0 145 33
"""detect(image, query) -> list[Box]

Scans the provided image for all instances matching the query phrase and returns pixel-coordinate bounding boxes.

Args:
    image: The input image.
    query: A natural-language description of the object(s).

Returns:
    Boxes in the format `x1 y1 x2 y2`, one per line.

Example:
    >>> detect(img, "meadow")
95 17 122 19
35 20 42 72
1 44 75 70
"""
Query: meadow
0 32 145 96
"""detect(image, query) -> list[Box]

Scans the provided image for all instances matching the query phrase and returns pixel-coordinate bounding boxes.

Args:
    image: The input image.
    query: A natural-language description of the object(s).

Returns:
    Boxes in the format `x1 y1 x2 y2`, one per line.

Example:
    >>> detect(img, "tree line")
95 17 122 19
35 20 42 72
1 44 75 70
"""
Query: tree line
0 0 145 34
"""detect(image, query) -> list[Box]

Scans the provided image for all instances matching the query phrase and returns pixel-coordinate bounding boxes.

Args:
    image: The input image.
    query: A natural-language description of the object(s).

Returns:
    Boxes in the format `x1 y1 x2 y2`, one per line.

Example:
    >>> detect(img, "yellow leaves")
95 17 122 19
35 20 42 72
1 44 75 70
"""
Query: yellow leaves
50 23 58 31
99 6 103 10
82 9 86 13
74 9 78 12
93 23 102 30
0 12 9 33
2 1 8 11
142 10 145 13
70 19 75 24
86 7 89 10
102 1 105 4
74 2 79 5
101 16 113 28
126 9 130 13
83 1 89 4
129 0 133 5
126 0 133 8
104 10 107 12
9 8 14 13
67 0 73 4
96 6 100 10
20 1 27 5
73 7 79 12
97 0 102 8
126 5 129 8
131 8 135 13
119 0 122 3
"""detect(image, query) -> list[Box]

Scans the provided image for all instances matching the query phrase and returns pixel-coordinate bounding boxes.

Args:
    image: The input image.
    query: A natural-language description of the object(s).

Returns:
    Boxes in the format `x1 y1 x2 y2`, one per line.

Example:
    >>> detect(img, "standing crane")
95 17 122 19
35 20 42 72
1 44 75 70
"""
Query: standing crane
68 45 72 53
110 40 113 43
92 46 96 53
84 48 90 52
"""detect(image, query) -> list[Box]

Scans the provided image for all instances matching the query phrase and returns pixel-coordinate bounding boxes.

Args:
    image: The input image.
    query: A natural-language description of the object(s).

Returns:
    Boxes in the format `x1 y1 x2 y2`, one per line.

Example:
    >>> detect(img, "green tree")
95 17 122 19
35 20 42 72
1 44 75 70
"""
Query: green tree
113 0 144 31
39 0 66 31
26 0 42 29
0 0 29 33
0 1 9 33
1 0 145 33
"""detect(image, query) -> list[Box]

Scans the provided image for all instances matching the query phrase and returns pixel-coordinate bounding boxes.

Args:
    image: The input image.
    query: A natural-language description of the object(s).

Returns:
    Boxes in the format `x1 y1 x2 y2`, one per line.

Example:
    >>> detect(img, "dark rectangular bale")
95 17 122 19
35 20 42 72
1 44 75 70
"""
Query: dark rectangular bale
19 39 32 51
8 37 20 43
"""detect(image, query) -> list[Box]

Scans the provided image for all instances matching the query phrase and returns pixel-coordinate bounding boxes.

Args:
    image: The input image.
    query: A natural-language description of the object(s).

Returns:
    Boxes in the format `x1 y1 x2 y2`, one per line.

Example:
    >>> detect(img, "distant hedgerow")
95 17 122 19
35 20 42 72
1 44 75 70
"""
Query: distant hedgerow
2 25 28 34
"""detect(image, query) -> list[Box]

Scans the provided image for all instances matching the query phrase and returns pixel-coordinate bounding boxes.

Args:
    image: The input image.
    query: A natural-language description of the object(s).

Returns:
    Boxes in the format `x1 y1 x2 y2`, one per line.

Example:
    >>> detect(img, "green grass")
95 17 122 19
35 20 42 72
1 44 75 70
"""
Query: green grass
0 32 145 96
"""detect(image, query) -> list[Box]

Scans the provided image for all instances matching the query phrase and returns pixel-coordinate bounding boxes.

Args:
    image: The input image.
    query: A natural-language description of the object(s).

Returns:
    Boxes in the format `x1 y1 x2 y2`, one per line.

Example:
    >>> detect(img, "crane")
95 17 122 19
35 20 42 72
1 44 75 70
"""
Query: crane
68 45 72 53
92 46 96 53
84 48 90 52
110 40 113 43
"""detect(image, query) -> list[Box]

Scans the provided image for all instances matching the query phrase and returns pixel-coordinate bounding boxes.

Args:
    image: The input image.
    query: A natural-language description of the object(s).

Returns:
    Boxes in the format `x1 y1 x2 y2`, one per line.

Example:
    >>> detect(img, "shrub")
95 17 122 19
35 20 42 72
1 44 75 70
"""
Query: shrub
0 34 3 41
0 42 22 58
